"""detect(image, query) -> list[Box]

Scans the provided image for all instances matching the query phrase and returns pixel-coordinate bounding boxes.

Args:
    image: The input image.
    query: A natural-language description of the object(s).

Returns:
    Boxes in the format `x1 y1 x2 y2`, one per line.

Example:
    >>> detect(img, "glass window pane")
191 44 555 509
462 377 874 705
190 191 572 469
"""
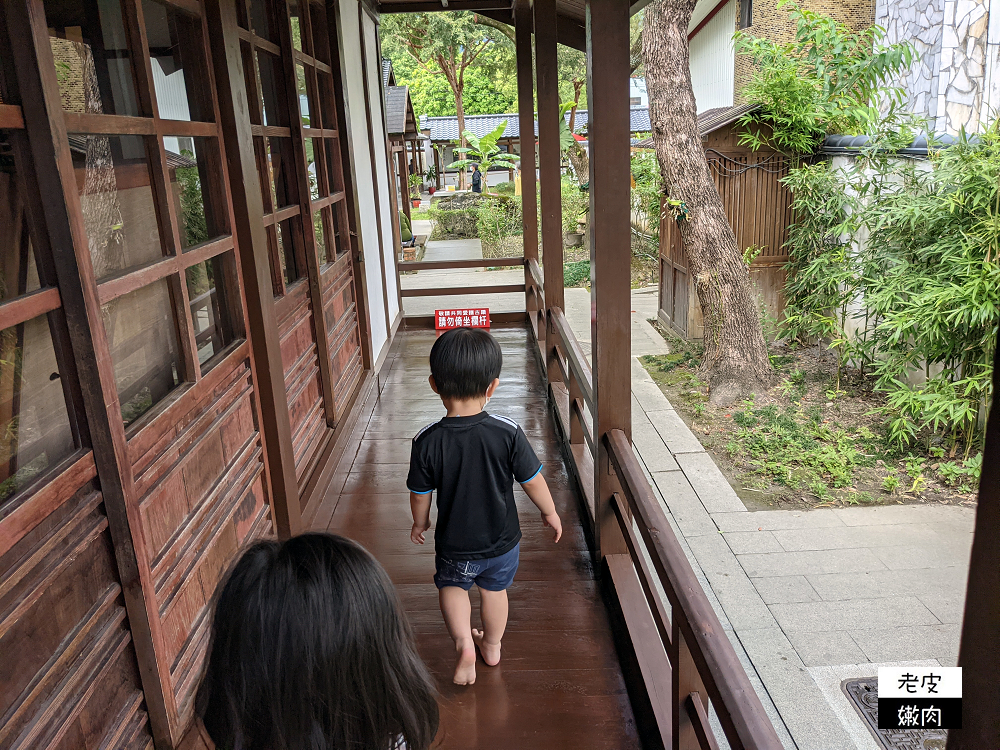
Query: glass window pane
186 254 235 369
166 135 229 249
254 137 277 213
268 136 297 209
249 0 275 41
289 0 305 52
144 0 214 123
275 217 301 288
296 63 312 128
309 0 331 66
305 138 320 200
70 134 165 280
0 313 76 505
323 135 342 196
313 209 327 265
44 0 139 117
256 50 287 128
0 168 43 300
102 280 181 427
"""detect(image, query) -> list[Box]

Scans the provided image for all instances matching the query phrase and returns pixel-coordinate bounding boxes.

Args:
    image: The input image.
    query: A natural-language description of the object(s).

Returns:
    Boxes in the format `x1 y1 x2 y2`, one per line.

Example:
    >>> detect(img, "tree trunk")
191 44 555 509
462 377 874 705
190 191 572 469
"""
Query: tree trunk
643 0 772 404
455 87 468 191
567 142 588 186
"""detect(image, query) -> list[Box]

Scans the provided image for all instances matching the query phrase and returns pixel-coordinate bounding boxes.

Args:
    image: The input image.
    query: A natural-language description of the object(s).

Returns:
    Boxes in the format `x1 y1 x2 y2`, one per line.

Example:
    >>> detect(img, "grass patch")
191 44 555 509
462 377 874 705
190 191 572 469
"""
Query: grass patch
640 322 980 509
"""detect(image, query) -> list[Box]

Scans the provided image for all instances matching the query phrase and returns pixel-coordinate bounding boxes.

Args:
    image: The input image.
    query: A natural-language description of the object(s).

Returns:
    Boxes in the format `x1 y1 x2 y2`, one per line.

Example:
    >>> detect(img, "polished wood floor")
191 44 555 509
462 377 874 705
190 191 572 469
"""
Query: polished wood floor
309 325 639 749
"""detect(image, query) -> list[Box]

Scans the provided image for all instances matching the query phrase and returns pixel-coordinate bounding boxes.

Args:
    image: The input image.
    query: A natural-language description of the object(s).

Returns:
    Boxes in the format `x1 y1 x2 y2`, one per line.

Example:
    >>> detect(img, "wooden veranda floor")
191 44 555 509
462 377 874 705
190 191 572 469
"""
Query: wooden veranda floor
308 325 639 749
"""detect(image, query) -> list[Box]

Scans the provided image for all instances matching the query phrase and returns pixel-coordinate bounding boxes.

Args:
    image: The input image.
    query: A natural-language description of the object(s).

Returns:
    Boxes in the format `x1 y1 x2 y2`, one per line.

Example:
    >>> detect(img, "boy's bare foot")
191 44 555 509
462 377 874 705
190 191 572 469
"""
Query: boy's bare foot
454 640 477 685
472 628 501 666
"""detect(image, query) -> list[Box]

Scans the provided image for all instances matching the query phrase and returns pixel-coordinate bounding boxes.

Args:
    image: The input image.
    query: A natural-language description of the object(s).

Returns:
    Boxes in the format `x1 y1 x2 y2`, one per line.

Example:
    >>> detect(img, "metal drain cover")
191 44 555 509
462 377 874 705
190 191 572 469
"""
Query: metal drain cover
842 678 948 750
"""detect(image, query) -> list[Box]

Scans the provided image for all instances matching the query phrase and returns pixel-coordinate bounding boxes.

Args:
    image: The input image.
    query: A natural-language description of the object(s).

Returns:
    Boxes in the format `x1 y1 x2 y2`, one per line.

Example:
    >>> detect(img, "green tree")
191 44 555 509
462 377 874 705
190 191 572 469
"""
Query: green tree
381 12 512 188
734 0 915 155
448 120 519 191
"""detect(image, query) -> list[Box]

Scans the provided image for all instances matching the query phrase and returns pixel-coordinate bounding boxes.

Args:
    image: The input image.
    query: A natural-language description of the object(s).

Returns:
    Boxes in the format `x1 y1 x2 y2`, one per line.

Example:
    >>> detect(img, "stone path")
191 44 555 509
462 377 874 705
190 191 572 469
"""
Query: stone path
561 303 975 750
401 224 525 317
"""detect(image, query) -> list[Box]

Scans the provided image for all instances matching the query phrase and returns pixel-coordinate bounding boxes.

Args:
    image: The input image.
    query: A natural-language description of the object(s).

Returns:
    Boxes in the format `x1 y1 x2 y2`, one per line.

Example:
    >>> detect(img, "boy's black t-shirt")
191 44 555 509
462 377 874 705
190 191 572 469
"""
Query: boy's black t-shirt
406 411 542 560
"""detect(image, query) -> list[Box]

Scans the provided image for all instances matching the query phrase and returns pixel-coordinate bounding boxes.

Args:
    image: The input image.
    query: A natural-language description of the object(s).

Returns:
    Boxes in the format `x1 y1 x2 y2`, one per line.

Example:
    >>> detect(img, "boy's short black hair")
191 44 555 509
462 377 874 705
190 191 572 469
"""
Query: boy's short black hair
429 327 502 399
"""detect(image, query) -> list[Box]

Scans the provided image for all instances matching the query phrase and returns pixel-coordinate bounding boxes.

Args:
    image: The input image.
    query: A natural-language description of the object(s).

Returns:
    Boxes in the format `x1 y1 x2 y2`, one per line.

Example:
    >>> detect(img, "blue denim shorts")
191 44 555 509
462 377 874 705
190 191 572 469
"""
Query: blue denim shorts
434 544 520 591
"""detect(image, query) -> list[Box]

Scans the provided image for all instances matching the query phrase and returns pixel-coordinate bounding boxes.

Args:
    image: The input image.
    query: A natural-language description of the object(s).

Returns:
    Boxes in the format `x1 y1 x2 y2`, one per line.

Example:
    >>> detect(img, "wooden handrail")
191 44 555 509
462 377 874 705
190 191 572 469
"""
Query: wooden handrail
526 256 544 289
605 429 784 750
397 257 524 272
547 306 594 411
400 284 525 297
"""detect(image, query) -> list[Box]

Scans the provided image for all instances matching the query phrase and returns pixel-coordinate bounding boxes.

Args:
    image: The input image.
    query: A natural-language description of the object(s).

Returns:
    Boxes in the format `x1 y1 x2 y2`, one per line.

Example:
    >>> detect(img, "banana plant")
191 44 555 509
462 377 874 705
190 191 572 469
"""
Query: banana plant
448 120 519 192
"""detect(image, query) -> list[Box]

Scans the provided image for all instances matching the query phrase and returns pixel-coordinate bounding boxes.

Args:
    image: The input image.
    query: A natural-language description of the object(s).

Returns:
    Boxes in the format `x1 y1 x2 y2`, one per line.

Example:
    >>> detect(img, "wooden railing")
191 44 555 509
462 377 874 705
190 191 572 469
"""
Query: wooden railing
539 302 782 750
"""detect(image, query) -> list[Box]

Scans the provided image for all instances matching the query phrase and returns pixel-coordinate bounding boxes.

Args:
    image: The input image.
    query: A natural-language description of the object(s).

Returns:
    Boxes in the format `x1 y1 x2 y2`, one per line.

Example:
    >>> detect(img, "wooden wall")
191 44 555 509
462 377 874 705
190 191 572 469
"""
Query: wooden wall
0 0 374 746
658 124 793 340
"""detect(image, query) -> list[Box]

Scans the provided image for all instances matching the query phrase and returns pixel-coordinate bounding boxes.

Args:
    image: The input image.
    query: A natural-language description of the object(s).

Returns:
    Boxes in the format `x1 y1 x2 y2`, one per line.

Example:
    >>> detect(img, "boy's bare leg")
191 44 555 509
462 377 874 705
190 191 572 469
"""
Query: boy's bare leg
472 588 507 667
439 586 477 684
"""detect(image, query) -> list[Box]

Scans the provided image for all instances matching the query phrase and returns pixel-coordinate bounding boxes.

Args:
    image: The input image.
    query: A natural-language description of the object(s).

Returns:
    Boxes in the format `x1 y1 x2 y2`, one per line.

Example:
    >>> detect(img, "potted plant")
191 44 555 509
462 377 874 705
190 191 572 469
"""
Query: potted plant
425 165 437 195
408 173 422 207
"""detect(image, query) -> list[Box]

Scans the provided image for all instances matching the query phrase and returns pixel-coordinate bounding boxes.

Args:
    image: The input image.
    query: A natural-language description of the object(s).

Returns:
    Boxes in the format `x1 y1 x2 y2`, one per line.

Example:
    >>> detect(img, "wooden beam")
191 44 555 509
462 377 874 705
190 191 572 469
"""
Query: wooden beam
379 0 512 11
586 0 631 559
949 333 1000 750
515 0 538 268
536 0 563 388
204 0 302 537
475 8 586 51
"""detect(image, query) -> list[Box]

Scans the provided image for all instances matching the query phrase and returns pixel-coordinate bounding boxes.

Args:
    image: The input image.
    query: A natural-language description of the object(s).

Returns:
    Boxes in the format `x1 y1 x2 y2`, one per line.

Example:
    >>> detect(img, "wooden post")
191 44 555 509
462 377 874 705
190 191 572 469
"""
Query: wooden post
948 334 1000 750
398 148 411 224
535 0 563 382
435 145 442 189
515 0 539 322
587 0 631 559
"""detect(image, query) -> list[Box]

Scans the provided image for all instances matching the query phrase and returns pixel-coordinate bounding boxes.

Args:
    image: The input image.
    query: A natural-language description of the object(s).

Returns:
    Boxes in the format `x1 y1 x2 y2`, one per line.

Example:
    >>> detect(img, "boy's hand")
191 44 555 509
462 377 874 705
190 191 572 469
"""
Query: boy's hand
411 520 431 545
542 511 562 543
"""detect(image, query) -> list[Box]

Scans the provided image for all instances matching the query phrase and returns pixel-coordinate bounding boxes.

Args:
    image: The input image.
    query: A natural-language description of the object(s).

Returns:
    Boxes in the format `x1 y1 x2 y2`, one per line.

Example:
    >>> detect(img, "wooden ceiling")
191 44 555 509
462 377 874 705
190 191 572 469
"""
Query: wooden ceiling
376 0 646 51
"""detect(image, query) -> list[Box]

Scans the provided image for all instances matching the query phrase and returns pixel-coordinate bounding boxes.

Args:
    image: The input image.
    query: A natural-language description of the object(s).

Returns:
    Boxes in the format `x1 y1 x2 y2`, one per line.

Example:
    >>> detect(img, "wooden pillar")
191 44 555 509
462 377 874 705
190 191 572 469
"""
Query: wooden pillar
435 146 442 189
587 0 631 559
535 0 563 382
948 334 1000 750
515 0 538 265
398 148 411 224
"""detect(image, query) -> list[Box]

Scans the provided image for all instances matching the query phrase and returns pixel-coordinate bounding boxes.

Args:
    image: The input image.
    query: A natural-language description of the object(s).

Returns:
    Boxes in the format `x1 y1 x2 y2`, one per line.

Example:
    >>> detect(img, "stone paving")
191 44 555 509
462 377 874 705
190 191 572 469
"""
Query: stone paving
561 303 976 750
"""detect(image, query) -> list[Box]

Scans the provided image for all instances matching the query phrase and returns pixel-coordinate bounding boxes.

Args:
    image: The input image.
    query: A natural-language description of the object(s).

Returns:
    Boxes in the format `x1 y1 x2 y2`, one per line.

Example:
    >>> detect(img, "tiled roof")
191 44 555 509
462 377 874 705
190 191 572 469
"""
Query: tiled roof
385 86 409 135
630 104 759 149
382 58 394 88
571 106 651 134
421 113 531 141
422 106 652 142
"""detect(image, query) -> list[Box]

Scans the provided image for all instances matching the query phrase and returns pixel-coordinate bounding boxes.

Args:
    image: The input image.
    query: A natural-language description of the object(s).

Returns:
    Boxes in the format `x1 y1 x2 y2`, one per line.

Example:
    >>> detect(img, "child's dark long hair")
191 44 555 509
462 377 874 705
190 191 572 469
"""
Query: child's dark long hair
196 533 439 750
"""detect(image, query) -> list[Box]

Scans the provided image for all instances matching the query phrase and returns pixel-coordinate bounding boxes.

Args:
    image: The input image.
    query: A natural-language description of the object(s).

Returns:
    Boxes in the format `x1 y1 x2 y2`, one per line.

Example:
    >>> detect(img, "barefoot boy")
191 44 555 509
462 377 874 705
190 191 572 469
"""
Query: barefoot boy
407 327 562 685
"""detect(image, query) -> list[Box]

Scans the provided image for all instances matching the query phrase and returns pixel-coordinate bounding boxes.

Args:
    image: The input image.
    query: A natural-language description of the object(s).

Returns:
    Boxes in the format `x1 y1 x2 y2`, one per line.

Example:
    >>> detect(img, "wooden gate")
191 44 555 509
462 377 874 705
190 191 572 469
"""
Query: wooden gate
0 0 366 746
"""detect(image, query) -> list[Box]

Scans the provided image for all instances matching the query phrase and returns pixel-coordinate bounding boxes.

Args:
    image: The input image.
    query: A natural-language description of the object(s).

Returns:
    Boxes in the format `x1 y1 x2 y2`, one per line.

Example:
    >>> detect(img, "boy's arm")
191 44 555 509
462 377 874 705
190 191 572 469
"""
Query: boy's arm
520 474 562 543
410 491 432 544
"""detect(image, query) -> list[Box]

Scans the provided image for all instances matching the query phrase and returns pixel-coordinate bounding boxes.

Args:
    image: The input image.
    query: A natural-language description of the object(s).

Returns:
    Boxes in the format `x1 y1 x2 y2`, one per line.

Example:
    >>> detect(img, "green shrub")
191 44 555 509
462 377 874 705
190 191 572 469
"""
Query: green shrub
561 178 588 234
493 181 515 196
476 196 522 259
563 259 590 287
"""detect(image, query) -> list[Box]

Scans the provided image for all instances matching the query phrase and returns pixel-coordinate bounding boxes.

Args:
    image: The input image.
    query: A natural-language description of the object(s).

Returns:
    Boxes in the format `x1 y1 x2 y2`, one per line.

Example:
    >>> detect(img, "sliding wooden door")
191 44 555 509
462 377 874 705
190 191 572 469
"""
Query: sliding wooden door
234 0 363 494
1 0 274 745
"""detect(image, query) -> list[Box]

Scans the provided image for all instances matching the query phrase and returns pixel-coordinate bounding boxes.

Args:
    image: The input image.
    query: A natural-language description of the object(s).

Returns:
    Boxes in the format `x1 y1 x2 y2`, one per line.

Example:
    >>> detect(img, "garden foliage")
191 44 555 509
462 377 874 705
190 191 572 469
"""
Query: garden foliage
739 3 995 463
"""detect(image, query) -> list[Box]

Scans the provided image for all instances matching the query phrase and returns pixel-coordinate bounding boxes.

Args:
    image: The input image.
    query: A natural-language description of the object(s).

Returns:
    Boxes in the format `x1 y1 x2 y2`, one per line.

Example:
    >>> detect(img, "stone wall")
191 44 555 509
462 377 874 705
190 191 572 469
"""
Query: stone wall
879 0 1000 134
